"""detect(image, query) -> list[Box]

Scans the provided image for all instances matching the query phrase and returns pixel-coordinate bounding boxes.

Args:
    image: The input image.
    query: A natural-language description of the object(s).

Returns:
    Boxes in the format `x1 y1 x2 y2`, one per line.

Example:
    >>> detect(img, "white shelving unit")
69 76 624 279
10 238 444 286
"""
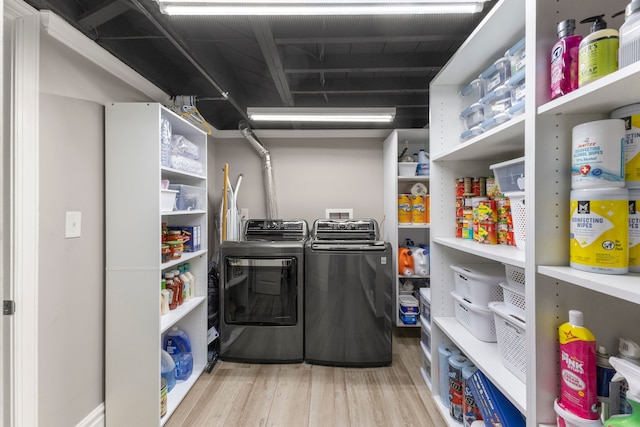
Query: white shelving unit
428 1 638 426
105 103 209 426
382 129 431 327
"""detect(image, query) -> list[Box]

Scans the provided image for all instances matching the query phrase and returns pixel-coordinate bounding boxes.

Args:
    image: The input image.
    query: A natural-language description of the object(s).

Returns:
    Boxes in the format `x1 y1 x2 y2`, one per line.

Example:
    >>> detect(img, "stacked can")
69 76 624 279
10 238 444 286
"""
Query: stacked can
455 177 488 239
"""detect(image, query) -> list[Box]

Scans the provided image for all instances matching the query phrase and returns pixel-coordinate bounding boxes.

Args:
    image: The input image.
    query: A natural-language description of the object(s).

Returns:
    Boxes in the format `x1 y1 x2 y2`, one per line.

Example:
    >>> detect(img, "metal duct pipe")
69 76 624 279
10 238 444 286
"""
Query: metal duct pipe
238 121 278 219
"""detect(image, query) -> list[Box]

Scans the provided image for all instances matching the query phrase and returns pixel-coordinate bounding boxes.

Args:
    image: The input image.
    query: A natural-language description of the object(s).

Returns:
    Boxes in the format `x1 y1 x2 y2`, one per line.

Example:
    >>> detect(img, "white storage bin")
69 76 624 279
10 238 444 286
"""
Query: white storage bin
419 287 431 323
451 291 497 342
398 162 417 177
500 281 525 316
479 57 511 94
505 37 526 75
504 264 526 289
489 301 526 382
168 184 206 211
451 264 506 307
480 85 512 120
460 79 484 111
489 157 525 195
420 314 431 352
161 189 178 212
509 192 526 251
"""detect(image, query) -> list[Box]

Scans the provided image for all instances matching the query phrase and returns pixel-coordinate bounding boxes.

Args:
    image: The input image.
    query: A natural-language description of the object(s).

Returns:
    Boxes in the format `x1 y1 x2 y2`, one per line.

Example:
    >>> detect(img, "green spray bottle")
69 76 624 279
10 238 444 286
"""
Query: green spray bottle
605 357 640 426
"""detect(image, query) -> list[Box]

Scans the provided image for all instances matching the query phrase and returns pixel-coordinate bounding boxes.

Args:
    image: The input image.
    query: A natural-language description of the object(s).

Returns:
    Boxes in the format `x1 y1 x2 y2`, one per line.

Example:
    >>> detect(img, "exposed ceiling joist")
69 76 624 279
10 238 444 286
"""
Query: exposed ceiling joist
284 52 449 74
78 0 132 30
275 34 468 45
252 20 294 106
290 77 429 94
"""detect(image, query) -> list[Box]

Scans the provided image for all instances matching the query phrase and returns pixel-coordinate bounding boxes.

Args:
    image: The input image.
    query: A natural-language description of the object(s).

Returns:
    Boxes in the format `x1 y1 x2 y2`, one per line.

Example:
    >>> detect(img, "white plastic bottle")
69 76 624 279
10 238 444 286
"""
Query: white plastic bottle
416 149 430 176
178 265 191 301
184 263 196 299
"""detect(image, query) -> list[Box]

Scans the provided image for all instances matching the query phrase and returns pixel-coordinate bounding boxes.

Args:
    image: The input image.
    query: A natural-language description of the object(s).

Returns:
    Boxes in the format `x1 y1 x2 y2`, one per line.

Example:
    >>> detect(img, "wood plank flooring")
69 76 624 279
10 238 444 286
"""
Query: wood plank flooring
165 327 446 427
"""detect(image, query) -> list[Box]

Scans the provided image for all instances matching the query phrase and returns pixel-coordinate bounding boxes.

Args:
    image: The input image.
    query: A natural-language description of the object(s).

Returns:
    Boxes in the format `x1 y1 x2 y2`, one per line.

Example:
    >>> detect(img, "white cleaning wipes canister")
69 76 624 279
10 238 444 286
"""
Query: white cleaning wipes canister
572 119 625 189
570 187 629 274
611 103 640 188
630 188 640 273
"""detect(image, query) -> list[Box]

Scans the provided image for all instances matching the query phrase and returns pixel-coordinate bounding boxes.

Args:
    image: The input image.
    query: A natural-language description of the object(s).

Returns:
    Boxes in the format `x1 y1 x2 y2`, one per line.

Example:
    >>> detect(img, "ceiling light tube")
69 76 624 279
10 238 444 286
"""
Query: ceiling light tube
158 0 487 3
160 3 484 15
247 107 396 123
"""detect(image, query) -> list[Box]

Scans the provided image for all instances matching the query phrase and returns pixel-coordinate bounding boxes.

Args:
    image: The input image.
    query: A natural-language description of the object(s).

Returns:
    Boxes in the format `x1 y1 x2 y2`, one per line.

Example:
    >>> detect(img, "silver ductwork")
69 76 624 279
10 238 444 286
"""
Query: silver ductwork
238 121 278 219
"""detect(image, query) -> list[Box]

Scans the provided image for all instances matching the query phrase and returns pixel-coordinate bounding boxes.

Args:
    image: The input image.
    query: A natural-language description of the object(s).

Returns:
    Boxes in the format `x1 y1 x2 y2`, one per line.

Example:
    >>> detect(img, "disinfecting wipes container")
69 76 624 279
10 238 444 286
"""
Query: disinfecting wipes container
572 119 626 189
630 188 640 273
611 103 640 188
570 187 629 274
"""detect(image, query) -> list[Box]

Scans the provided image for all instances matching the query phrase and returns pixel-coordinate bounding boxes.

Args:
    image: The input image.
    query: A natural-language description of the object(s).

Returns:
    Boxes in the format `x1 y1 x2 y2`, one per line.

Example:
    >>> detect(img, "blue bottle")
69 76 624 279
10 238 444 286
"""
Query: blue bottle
164 327 193 381
160 349 176 392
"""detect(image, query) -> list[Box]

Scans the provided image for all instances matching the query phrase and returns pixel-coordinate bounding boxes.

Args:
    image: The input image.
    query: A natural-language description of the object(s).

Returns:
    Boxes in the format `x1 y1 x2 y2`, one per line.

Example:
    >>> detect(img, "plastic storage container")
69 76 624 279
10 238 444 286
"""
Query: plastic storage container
509 192 526 251
399 295 420 314
505 36 526 75
420 314 431 352
507 69 526 106
501 265 526 316
419 287 431 323
489 301 526 382
480 85 512 121
460 103 485 130
451 291 497 342
460 79 485 111
481 112 510 132
161 189 178 212
163 327 193 381
489 157 525 195
460 126 483 141
507 100 525 118
168 184 206 211
450 263 506 307
398 162 417 177
479 57 511 94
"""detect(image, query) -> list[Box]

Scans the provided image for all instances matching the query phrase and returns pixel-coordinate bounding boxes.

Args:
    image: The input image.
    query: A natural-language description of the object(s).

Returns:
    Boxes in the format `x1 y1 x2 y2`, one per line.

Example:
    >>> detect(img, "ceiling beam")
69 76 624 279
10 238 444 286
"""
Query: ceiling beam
293 93 428 107
275 34 468 45
252 20 294 106
78 0 133 30
290 77 429 94
284 52 447 74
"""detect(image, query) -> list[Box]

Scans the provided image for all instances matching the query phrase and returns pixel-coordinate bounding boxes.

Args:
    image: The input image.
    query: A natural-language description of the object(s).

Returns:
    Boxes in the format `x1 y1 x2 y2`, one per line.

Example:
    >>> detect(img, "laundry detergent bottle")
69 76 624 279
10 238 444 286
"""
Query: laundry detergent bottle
551 19 583 100
164 327 193 381
558 310 599 420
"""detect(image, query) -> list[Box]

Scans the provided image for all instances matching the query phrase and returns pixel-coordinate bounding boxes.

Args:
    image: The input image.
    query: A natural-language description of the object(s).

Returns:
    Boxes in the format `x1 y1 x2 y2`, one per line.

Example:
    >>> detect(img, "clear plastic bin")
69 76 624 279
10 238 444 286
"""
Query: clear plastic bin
460 79 484 111
479 57 511 94
505 37 526 75
507 100 525 118
460 126 483 141
480 85 512 120
460 103 485 130
481 112 510 132
507 69 526 106
489 157 525 194
168 184 206 211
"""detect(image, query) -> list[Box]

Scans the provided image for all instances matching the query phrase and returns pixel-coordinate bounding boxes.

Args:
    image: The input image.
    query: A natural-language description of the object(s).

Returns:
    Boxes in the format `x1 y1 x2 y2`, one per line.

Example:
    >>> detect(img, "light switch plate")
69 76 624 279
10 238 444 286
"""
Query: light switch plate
65 211 81 238
240 208 249 220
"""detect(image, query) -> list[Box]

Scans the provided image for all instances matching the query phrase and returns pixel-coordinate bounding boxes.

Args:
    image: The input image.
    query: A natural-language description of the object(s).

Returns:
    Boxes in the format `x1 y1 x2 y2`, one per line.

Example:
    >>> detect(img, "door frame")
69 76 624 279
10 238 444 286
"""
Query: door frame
4 1 41 425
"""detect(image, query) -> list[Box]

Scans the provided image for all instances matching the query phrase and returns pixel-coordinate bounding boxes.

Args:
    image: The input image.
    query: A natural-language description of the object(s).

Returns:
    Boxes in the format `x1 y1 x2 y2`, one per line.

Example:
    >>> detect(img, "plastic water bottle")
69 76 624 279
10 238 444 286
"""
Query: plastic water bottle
164 327 193 381
417 149 430 176
161 349 176 392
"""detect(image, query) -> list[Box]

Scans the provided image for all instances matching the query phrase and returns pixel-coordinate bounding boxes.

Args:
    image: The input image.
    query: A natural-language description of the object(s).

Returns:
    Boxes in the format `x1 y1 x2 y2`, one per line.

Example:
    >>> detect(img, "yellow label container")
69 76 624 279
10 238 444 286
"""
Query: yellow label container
398 194 411 224
611 103 640 188
630 189 640 273
411 194 426 224
570 187 629 274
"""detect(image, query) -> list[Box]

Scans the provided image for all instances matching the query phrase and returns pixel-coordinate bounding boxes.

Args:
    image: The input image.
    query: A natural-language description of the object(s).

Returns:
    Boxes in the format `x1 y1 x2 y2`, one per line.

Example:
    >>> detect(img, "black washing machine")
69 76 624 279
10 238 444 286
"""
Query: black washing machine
219 219 308 363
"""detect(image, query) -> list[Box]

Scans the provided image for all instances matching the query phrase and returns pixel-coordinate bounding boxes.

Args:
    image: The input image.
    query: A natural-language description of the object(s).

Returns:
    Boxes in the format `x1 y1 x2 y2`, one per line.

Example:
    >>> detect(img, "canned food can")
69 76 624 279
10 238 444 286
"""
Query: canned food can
497 222 509 245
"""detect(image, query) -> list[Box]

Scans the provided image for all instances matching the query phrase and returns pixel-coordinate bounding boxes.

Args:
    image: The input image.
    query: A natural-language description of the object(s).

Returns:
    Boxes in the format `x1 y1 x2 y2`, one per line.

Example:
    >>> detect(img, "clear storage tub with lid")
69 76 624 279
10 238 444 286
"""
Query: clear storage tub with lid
505 36 526 75
489 157 525 194
480 57 511 94
460 79 484 111
481 112 510 132
460 103 485 130
480 85 512 120
507 69 526 106
460 126 483 141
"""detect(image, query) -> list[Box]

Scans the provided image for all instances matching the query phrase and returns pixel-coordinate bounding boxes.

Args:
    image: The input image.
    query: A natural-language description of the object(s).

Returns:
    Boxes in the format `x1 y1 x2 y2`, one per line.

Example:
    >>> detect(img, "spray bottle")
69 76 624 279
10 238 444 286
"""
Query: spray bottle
604 357 640 426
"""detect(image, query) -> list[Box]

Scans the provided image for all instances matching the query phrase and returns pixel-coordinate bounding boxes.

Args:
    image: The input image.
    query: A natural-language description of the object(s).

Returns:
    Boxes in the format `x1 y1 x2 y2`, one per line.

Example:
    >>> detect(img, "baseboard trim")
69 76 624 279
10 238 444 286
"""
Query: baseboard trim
76 403 105 427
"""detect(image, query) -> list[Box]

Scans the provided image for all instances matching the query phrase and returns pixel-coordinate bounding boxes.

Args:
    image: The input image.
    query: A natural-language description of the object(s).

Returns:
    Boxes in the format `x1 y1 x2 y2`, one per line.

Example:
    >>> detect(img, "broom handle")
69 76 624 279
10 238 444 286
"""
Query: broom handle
221 163 229 241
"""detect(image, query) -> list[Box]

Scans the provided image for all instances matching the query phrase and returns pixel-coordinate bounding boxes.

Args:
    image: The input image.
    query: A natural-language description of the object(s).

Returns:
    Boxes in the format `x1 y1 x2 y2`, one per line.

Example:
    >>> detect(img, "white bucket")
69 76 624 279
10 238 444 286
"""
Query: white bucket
572 119 626 189
570 187 629 274
611 103 640 188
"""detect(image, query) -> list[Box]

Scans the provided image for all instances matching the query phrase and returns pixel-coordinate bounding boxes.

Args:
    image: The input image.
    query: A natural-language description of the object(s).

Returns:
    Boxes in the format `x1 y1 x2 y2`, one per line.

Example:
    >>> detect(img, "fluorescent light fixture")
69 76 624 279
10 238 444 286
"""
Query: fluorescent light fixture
247 107 396 123
159 2 484 15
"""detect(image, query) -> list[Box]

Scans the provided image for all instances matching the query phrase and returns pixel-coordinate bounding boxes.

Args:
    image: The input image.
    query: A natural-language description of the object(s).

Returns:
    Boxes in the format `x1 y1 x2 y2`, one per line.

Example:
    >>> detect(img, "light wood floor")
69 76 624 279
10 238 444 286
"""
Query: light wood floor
165 327 446 427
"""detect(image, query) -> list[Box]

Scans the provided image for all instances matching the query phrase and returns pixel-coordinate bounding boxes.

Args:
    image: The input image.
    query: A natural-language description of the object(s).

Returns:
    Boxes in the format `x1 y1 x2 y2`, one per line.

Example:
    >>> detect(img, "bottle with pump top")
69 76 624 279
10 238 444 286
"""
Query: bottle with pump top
615 1 640 68
578 15 620 87
550 19 583 99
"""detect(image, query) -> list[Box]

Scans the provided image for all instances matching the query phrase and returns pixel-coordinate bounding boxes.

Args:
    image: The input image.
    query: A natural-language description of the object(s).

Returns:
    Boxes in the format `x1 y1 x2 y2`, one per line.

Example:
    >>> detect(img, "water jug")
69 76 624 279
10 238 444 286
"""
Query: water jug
160 349 176 392
164 327 193 381
411 245 430 276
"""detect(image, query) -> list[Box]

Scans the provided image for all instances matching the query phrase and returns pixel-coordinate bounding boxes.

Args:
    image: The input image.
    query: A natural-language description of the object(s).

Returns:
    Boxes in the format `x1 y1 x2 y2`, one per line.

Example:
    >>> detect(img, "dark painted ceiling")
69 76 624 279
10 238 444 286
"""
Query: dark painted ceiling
26 0 497 130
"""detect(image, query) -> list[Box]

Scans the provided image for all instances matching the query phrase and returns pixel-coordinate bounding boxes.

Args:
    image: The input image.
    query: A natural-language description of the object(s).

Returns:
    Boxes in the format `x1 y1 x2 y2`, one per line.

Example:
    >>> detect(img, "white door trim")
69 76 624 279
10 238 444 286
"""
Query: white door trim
6 0 40 425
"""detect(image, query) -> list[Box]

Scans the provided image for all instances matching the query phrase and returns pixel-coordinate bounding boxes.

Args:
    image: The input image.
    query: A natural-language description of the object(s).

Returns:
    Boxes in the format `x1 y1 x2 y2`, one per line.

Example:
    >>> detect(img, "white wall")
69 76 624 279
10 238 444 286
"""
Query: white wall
37 33 152 426
211 133 389 246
